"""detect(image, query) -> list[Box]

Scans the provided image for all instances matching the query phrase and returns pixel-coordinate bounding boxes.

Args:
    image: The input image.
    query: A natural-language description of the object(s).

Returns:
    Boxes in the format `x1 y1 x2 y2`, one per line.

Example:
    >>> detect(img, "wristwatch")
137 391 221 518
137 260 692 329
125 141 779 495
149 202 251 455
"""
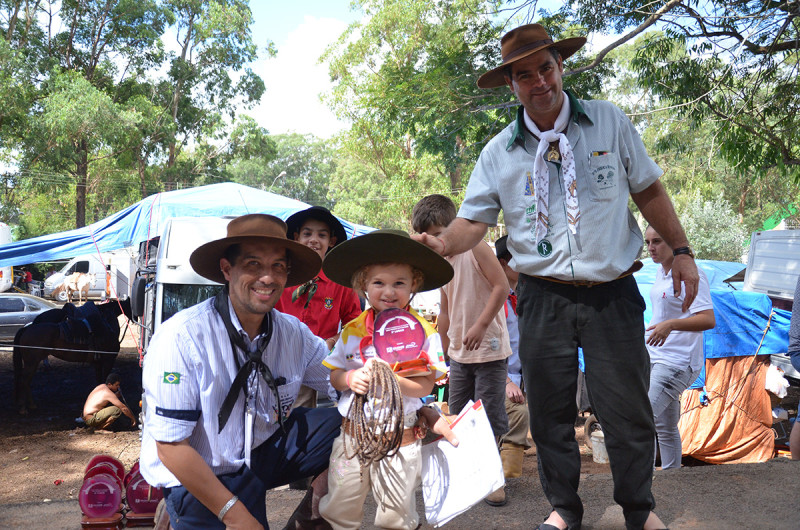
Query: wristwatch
672 246 695 258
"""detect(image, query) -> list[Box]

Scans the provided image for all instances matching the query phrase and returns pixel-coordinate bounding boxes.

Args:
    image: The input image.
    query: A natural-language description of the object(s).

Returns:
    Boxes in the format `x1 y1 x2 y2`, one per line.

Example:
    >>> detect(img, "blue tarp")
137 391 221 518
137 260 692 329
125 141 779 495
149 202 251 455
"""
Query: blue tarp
0 182 374 267
633 258 791 389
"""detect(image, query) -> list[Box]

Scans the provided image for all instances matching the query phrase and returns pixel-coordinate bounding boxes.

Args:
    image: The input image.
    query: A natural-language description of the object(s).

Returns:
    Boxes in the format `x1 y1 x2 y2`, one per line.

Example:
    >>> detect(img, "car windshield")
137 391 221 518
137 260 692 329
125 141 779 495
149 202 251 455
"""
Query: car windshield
162 284 222 323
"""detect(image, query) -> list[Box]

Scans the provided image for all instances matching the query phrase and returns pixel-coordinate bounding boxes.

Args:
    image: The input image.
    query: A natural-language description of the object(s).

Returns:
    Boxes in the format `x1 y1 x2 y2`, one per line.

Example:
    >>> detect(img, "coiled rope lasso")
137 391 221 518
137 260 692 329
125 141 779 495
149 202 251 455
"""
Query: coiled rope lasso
343 360 405 473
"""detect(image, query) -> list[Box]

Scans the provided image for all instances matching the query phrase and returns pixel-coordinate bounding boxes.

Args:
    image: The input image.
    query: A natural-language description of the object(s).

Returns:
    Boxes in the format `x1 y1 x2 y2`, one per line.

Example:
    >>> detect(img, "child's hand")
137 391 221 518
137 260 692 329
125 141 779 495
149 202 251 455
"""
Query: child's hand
462 322 489 350
347 366 371 395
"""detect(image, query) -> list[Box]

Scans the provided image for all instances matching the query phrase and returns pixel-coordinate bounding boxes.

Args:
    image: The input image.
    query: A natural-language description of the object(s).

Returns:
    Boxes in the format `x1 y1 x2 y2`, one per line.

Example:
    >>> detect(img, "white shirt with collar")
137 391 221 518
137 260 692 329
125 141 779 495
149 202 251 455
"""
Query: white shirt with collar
139 296 332 488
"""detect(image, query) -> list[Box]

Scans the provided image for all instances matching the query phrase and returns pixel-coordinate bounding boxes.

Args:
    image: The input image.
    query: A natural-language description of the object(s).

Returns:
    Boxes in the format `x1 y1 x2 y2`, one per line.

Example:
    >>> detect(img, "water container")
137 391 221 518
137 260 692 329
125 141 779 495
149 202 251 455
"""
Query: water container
590 430 609 464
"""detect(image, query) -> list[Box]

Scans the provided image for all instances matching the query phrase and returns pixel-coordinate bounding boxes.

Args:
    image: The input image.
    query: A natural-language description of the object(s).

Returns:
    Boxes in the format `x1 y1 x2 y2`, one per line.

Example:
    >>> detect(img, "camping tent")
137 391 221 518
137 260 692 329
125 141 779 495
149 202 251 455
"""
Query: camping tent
0 182 374 267
634 259 791 464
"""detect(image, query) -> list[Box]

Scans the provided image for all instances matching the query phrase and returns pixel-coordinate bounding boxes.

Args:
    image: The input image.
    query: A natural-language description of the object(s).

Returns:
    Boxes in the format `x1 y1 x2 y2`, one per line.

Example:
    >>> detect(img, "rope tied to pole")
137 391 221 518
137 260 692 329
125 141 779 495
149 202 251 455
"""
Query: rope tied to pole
343 360 405 475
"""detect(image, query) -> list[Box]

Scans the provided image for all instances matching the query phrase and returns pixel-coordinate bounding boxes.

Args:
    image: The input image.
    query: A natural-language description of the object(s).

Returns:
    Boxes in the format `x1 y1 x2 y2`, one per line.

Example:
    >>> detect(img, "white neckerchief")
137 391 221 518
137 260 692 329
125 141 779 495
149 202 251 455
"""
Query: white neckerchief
523 92 579 244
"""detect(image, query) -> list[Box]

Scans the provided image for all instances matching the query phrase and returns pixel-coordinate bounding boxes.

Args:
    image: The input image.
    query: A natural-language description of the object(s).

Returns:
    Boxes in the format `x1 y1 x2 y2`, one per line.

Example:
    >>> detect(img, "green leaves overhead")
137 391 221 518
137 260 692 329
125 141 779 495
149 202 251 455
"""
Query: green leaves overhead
0 0 266 233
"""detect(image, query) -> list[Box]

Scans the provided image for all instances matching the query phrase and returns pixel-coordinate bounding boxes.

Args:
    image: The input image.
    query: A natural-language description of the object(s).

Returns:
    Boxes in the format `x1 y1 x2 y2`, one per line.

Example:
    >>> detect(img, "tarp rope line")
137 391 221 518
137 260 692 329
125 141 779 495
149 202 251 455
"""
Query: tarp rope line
343 361 405 477
680 309 774 421
0 342 122 355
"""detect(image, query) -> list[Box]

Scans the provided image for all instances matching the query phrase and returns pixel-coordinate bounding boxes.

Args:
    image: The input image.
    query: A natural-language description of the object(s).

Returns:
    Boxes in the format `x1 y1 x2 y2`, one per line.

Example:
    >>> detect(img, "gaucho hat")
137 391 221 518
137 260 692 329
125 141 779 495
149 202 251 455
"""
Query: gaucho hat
190 214 321 287
323 229 454 293
285 206 347 249
477 23 587 89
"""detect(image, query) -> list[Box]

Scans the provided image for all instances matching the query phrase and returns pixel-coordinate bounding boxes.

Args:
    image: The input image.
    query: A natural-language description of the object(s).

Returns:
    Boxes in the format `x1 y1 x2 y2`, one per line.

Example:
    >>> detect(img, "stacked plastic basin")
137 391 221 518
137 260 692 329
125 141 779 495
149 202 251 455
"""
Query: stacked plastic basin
80 455 162 529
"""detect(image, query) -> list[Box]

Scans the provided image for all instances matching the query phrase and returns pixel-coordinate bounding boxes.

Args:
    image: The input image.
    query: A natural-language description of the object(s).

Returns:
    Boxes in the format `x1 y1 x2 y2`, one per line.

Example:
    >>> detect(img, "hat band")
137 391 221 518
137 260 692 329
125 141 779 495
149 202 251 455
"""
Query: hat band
503 38 554 63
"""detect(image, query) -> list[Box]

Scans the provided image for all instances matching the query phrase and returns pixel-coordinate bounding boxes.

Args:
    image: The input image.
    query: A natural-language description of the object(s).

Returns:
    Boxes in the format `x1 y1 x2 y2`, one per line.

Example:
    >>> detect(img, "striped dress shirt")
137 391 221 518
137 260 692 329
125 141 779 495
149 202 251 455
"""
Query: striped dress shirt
139 296 332 488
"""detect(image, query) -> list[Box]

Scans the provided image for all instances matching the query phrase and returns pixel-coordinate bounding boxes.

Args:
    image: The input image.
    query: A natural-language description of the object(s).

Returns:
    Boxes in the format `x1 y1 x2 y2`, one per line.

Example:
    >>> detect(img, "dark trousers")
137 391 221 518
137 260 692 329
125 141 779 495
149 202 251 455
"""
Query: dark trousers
517 274 655 530
164 406 341 529
448 357 509 438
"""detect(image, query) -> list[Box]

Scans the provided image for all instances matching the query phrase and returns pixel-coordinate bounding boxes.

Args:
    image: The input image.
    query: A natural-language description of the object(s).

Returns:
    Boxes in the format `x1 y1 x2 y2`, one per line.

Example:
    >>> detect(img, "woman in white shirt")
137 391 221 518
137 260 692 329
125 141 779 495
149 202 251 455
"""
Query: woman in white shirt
644 226 716 469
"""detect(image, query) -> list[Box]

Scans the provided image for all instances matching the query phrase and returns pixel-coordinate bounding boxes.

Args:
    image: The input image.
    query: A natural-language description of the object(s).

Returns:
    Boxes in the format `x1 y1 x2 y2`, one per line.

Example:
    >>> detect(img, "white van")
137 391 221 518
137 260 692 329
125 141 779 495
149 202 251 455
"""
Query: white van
43 249 136 302
131 216 229 353
743 229 800 381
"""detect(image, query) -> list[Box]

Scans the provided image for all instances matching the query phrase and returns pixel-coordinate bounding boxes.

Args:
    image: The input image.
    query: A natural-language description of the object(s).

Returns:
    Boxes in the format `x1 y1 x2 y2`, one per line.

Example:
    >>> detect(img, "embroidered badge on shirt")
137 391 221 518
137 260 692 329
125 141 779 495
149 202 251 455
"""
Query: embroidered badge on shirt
592 165 616 189
324 297 333 310
537 239 553 257
163 372 181 384
524 171 534 196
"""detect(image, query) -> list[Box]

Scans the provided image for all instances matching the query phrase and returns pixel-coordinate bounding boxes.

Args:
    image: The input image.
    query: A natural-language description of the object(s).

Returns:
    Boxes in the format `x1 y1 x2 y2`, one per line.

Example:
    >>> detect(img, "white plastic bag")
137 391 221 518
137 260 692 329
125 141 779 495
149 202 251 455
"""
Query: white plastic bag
765 363 790 399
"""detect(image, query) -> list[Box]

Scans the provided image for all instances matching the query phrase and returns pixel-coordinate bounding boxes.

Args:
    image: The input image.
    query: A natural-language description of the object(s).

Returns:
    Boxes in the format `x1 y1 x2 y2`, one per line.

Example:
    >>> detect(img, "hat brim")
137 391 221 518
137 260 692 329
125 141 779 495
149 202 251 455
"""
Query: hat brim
323 231 454 293
190 235 322 287
285 207 347 248
477 36 587 89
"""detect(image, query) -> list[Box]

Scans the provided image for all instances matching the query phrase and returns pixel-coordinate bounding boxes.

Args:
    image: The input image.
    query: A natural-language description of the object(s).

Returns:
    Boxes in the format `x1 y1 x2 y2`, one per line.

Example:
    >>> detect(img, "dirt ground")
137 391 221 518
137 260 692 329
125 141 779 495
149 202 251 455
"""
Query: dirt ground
1 340 799 529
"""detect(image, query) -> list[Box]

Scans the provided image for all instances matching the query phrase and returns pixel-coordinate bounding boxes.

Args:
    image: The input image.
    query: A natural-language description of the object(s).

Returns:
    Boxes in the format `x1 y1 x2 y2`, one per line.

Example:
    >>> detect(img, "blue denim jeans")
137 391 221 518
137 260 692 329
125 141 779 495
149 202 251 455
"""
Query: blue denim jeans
648 362 700 470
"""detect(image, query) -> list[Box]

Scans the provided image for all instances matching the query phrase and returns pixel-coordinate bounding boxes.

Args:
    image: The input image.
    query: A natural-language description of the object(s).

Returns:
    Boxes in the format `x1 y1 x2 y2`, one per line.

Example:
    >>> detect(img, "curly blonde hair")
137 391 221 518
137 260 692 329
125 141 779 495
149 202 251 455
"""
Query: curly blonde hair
351 263 425 295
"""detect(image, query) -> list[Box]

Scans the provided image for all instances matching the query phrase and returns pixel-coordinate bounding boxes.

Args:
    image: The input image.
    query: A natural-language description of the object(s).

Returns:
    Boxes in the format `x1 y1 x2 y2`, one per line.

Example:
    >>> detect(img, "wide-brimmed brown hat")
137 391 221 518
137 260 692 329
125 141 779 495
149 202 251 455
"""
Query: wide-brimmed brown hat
323 229 454 293
190 214 321 286
477 23 587 89
285 206 347 249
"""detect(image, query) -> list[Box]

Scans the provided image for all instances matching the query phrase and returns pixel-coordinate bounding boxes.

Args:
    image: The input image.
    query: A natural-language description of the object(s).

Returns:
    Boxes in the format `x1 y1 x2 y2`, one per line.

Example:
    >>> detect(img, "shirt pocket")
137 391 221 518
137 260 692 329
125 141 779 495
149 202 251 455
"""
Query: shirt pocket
587 152 619 202
277 377 302 417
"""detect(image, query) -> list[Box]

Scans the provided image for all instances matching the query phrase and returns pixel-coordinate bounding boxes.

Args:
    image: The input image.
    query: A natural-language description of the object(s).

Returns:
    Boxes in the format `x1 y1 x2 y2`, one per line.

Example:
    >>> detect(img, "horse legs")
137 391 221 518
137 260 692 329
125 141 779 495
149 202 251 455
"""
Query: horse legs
14 348 43 415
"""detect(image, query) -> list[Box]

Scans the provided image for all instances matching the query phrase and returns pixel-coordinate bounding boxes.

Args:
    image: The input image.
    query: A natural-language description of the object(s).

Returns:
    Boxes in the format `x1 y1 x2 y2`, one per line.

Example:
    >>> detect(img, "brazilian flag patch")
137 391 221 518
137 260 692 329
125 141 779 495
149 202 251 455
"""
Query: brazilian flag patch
163 372 182 384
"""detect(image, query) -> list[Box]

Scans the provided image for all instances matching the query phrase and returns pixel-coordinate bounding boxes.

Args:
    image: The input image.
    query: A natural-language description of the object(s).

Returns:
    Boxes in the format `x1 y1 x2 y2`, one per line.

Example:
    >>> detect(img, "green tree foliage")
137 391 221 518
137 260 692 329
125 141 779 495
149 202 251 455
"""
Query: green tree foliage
0 0 267 234
548 0 800 182
161 0 266 183
228 132 335 208
677 193 748 262
604 34 800 239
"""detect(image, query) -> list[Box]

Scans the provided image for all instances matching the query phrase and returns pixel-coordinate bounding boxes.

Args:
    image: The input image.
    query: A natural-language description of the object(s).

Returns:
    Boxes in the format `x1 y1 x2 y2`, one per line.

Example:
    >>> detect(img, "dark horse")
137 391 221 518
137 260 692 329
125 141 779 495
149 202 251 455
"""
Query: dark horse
13 298 132 415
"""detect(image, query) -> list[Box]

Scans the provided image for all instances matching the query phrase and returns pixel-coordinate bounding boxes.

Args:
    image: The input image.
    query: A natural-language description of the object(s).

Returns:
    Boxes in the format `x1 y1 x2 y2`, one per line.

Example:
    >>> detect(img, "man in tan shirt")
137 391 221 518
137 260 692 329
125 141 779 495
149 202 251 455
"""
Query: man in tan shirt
83 373 137 431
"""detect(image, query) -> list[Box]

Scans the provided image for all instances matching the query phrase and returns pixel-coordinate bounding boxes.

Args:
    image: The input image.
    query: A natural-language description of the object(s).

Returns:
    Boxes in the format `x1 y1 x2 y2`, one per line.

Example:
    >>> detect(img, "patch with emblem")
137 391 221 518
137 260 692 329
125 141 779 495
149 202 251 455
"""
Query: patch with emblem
537 239 553 257
163 372 181 384
524 171 534 196
323 297 333 310
591 164 616 189
525 203 537 228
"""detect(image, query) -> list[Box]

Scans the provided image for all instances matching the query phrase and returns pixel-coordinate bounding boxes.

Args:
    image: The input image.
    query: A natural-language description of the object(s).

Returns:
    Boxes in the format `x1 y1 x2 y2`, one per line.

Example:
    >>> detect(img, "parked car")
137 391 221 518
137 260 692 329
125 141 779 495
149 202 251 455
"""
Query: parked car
0 293 59 340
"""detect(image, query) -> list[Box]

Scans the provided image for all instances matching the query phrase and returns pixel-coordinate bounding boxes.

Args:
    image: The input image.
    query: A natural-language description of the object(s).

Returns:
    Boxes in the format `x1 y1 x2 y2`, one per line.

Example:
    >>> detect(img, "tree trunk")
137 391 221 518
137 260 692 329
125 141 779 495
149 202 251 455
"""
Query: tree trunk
167 12 195 169
136 153 147 199
6 1 21 41
75 139 88 228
